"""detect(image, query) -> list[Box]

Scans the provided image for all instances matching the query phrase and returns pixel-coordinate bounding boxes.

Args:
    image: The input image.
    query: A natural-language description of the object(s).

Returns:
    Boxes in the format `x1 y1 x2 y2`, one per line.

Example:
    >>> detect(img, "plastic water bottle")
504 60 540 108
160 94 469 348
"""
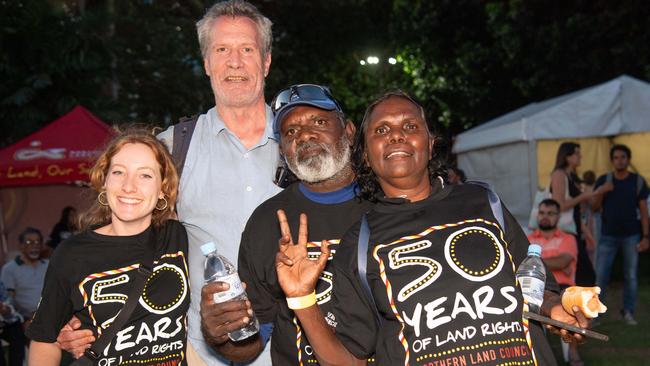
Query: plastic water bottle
516 244 546 313
201 242 259 341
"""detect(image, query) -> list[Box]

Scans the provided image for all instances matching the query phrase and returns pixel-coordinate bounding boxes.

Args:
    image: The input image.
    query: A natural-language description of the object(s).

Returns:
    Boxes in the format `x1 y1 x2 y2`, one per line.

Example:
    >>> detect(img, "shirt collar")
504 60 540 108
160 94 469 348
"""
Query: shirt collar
14 255 45 266
531 228 562 238
299 182 359 205
207 105 277 142
376 177 445 205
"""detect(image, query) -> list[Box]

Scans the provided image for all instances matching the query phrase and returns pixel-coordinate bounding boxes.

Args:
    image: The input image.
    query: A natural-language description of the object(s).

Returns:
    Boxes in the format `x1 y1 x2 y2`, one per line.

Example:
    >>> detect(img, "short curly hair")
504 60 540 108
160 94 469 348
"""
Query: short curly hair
352 90 447 202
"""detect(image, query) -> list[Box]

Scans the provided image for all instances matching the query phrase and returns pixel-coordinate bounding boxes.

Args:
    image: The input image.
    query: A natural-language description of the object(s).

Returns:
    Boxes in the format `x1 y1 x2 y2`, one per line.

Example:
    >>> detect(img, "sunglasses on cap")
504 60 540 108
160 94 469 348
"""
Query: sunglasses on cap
271 84 343 114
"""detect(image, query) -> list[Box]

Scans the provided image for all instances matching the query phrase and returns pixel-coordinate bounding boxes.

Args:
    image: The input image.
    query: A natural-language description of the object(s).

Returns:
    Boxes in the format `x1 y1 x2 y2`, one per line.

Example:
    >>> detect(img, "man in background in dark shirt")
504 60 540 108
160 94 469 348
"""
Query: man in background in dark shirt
593 144 649 326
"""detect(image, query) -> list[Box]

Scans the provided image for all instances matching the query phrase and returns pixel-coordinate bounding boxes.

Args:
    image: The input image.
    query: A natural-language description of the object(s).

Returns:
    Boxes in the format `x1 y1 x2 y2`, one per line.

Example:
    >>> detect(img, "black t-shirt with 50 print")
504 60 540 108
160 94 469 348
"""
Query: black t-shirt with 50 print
329 183 558 366
28 220 190 366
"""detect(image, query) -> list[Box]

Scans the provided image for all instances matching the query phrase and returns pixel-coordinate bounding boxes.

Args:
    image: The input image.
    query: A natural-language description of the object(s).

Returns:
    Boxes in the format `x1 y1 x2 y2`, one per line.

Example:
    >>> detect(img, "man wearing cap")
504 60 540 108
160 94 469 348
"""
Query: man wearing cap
199 84 373 364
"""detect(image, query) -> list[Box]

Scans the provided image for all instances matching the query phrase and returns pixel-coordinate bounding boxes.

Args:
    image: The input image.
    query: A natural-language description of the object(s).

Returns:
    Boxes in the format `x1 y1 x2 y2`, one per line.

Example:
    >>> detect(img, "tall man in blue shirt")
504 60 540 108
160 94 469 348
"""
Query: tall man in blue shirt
593 144 649 326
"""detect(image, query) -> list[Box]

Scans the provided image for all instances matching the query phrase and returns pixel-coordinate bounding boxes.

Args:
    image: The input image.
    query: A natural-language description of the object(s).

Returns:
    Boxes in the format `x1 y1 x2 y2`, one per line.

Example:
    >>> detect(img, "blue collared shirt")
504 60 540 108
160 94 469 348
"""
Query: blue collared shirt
159 105 281 365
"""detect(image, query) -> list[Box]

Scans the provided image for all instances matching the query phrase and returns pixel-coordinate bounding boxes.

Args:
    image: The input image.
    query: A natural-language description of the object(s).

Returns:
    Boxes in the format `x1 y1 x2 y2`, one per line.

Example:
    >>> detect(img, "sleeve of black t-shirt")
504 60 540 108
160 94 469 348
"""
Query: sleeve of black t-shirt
26 243 75 343
502 203 559 294
160 220 189 255
238 209 282 324
328 222 379 360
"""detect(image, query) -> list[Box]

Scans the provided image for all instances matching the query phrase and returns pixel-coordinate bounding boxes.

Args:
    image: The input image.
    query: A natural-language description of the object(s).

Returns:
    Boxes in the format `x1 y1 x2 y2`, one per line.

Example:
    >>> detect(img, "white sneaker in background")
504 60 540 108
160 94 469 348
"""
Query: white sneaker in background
622 310 638 326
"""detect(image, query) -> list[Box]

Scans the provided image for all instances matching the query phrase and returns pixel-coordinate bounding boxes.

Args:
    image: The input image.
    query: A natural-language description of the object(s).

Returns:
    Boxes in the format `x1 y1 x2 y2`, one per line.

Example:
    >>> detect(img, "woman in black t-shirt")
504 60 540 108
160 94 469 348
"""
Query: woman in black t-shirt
275 91 589 366
28 129 190 366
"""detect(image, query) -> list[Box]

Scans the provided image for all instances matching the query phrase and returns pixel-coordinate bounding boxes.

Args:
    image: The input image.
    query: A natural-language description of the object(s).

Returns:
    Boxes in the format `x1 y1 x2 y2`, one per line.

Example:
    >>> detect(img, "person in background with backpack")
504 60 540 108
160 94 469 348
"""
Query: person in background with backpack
592 144 649 326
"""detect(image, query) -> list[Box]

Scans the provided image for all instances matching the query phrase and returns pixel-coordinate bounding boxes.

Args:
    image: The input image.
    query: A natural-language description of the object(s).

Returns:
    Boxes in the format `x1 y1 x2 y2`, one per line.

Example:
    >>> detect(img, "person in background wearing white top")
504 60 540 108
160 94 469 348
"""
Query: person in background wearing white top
550 142 607 286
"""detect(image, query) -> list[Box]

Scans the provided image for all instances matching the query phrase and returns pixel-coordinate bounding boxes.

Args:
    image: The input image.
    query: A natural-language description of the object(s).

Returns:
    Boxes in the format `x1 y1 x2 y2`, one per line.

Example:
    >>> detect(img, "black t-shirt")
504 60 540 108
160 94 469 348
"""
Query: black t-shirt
238 182 373 365
595 172 649 236
28 220 190 366
329 183 558 366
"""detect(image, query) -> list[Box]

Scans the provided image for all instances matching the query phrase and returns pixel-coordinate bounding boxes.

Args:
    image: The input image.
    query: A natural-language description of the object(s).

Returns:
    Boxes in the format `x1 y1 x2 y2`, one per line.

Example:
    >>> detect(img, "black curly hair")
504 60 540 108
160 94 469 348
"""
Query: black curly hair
352 90 447 202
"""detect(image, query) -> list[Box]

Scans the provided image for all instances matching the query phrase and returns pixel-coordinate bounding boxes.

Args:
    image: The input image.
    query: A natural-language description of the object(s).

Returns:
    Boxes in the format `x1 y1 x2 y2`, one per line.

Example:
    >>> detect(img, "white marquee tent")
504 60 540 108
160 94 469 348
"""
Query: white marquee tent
453 75 650 224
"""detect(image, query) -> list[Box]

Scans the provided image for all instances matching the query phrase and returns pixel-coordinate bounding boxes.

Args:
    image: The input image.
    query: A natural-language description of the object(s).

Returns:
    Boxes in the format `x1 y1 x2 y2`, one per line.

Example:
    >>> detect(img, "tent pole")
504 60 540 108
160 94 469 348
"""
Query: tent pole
529 140 540 199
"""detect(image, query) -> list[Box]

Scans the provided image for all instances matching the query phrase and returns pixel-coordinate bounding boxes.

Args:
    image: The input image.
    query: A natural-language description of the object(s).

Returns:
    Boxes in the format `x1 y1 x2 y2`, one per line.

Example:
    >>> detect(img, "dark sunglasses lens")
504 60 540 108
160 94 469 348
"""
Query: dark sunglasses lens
295 85 329 100
272 84 339 113
271 89 292 112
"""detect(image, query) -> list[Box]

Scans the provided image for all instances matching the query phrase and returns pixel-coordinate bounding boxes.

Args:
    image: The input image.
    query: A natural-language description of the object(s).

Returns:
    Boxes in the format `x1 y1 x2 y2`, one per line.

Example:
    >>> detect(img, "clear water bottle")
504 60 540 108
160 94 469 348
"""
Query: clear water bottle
516 244 546 313
201 242 259 341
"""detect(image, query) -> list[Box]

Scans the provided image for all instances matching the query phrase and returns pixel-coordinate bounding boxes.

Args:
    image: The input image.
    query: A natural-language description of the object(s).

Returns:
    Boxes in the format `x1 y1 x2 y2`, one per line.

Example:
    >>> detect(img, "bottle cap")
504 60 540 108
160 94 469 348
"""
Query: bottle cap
200 242 217 255
527 244 542 256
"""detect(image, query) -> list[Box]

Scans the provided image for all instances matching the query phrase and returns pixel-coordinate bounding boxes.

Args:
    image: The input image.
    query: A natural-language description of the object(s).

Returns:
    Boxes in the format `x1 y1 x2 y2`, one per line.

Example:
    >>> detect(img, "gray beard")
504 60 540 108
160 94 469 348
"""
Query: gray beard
286 137 351 184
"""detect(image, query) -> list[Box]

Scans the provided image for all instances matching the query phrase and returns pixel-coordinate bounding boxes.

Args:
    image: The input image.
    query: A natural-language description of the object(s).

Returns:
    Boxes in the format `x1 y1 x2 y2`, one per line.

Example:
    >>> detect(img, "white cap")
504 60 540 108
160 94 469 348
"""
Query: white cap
200 242 217 255
527 244 542 256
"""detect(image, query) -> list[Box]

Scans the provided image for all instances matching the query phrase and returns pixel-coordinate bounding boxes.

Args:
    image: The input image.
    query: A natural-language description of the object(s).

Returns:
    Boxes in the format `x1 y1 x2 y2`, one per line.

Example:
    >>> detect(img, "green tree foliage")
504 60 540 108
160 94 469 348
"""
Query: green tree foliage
262 0 410 123
391 0 650 135
1 0 111 146
0 0 211 146
2 0 649 147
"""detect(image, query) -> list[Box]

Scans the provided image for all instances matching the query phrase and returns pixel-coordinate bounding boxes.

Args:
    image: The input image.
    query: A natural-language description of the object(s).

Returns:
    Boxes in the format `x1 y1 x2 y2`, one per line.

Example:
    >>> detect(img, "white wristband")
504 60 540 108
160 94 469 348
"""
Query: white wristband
286 291 317 310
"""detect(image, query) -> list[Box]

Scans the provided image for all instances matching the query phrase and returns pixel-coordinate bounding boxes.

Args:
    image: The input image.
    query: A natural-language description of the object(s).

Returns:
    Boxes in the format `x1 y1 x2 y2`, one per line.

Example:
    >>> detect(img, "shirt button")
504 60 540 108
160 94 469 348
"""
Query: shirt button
246 186 252 192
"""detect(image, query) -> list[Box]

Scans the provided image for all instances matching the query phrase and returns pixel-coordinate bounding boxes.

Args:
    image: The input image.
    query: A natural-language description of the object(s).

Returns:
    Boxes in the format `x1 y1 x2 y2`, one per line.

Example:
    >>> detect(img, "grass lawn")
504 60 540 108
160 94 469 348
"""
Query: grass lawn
547 266 650 365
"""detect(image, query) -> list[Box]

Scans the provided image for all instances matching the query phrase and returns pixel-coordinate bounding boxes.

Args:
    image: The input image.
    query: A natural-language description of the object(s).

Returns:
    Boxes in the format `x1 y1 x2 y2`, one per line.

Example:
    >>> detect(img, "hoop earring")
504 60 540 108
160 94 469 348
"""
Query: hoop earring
156 196 168 211
97 191 109 206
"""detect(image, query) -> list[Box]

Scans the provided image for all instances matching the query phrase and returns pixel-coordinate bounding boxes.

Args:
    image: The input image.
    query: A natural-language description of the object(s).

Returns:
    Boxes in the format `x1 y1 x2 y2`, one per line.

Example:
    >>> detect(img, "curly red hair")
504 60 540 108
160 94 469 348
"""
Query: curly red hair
81 127 179 229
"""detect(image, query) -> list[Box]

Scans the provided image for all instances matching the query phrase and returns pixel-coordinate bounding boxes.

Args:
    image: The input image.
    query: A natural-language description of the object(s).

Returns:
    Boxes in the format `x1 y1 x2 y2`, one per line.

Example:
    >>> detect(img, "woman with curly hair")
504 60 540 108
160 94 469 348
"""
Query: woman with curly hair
274 91 588 366
27 128 190 366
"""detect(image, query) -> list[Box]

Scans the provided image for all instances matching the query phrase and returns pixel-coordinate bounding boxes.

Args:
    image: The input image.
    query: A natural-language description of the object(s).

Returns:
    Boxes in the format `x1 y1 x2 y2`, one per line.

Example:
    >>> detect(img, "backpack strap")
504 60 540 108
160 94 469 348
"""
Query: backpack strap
72 230 157 366
357 214 382 327
607 172 643 197
172 115 199 178
465 180 505 232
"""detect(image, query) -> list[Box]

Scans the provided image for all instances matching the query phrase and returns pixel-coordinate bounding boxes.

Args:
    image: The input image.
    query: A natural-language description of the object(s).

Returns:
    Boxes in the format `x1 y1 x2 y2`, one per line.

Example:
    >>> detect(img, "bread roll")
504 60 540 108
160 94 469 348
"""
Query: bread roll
561 286 607 319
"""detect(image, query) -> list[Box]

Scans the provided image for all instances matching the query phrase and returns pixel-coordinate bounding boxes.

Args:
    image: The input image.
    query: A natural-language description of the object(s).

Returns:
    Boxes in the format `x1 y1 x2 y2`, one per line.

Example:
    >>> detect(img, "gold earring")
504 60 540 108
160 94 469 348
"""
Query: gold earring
97 191 109 206
156 196 168 211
